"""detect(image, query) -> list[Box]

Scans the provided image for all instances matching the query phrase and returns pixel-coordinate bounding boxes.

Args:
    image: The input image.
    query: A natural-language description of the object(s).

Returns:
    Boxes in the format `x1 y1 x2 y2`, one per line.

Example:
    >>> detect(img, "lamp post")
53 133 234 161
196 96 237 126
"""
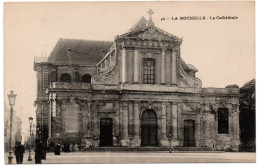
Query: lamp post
28 117 33 161
7 90 16 164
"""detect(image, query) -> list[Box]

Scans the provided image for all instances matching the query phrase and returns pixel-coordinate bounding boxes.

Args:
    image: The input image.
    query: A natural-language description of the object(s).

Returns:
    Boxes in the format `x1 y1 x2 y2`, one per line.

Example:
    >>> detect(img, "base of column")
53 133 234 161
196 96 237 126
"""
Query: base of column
170 83 178 86
120 138 130 147
171 139 180 147
131 137 141 147
160 138 169 147
231 139 240 152
93 140 100 147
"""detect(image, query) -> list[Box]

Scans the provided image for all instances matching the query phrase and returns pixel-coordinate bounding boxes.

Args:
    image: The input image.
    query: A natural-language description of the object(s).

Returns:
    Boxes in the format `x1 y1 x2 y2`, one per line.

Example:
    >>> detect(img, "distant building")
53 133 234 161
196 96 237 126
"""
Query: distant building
34 11 240 151
4 104 23 152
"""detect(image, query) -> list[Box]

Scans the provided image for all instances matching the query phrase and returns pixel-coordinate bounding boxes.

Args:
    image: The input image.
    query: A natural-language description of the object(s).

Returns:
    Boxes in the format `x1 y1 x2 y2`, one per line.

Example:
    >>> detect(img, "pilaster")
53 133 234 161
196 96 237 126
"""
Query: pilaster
161 49 166 84
121 47 127 84
133 49 140 83
171 49 177 85
121 101 129 146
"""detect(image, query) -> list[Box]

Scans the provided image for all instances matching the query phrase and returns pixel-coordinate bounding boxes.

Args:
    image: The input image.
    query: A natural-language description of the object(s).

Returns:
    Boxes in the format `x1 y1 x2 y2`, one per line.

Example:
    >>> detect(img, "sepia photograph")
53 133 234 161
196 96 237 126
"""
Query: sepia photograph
3 1 256 164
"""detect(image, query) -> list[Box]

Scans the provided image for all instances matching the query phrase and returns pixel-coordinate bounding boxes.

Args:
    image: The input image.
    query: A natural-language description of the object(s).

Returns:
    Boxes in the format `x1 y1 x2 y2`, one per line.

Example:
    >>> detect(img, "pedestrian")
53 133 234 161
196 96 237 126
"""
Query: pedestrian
67 143 71 152
54 143 61 155
35 139 43 164
42 143 47 159
74 144 78 151
14 141 25 164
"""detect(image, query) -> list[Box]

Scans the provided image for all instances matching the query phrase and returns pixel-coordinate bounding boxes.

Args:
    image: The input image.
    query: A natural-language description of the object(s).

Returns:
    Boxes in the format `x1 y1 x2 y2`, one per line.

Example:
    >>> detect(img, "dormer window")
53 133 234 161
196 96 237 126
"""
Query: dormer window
143 58 155 84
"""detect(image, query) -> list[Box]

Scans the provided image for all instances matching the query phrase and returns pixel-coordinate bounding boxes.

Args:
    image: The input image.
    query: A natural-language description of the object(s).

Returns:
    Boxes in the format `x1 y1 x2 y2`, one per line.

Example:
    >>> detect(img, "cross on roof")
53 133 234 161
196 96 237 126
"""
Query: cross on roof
147 9 154 20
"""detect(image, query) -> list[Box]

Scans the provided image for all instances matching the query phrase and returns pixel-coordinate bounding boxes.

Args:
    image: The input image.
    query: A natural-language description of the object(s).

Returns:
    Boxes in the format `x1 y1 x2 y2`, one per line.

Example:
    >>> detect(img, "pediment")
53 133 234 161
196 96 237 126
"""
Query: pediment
137 27 174 41
117 26 182 44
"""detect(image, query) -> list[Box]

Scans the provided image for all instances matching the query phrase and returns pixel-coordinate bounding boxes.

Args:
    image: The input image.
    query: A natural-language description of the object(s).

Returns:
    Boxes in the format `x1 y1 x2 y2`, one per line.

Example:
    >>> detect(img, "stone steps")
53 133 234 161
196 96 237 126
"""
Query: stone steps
83 146 212 152
177 147 213 151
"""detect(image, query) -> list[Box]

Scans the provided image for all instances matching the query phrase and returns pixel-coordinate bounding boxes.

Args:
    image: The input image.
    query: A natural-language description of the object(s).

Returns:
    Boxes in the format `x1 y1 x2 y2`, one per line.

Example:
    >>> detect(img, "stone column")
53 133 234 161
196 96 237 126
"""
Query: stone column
203 104 212 147
121 48 127 84
52 93 56 118
119 102 123 138
161 49 166 84
114 101 120 137
231 104 240 151
132 101 141 147
87 102 92 138
160 103 168 146
121 102 129 146
171 49 177 84
128 101 134 137
171 104 178 140
133 49 140 83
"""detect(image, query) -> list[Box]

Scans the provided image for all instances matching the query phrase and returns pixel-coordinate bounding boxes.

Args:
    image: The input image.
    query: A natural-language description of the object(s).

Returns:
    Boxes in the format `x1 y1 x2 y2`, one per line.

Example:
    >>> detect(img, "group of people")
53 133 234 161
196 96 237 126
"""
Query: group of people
13 140 79 164
62 142 79 152
14 139 47 164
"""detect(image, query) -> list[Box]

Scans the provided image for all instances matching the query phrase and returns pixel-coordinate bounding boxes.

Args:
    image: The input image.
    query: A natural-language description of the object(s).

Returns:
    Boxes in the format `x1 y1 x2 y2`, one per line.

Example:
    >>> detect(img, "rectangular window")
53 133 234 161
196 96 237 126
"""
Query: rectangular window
218 108 229 134
143 58 155 84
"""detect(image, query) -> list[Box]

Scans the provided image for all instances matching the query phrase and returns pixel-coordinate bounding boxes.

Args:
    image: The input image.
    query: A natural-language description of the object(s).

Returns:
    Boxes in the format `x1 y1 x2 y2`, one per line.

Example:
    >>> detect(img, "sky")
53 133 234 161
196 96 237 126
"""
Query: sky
4 1 255 138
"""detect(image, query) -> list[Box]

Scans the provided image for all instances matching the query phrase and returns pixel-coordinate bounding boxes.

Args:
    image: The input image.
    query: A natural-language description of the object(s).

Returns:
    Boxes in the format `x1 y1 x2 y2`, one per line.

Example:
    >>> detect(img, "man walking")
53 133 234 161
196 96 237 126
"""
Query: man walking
35 139 43 164
14 141 25 164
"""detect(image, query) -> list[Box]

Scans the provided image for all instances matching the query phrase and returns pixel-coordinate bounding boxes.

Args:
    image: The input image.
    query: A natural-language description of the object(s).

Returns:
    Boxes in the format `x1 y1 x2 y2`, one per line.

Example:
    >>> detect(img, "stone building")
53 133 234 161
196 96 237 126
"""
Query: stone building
34 11 240 151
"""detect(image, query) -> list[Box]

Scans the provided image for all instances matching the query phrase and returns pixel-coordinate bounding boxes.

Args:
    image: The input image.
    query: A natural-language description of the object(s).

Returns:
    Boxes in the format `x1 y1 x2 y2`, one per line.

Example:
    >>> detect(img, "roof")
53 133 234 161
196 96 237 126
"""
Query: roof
127 16 148 32
47 38 114 65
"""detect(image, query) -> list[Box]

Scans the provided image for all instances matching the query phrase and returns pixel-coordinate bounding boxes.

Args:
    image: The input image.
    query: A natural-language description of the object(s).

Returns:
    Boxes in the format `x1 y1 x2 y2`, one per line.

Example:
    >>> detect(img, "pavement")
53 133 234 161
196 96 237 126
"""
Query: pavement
4 151 256 164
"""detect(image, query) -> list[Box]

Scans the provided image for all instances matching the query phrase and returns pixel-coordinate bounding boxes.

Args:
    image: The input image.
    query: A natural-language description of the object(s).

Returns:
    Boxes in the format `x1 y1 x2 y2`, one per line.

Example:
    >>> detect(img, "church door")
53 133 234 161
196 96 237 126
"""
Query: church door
184 120 195 147
100 118 113 146
141 109 157 146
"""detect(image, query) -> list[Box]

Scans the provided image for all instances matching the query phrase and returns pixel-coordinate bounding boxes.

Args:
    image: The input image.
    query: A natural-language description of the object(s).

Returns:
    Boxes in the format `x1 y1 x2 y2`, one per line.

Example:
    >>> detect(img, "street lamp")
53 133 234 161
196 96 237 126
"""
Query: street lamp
7 90 16 164
28 117 33 161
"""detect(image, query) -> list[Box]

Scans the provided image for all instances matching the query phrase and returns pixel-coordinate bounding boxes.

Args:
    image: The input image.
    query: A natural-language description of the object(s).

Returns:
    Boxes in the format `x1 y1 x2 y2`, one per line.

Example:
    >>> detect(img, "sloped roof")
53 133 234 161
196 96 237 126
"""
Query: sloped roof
127 16 148 32
47 38 114 65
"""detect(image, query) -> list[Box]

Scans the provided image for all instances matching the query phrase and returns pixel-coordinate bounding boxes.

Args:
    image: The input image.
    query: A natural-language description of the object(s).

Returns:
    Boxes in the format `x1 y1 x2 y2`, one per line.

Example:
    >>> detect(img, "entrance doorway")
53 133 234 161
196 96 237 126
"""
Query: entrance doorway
100 118 113 146
141 109 157 146
184 120 195 147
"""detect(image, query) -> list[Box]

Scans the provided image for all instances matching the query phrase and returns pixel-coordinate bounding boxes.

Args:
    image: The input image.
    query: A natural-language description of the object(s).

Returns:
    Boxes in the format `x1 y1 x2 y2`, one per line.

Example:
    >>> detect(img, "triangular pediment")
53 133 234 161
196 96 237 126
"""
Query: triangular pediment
117 26 182 44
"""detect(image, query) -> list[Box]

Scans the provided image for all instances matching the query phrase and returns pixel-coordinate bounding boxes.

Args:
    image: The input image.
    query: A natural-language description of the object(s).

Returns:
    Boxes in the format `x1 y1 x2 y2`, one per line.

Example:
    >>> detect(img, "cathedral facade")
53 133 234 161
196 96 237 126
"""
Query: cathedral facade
34 11 240 151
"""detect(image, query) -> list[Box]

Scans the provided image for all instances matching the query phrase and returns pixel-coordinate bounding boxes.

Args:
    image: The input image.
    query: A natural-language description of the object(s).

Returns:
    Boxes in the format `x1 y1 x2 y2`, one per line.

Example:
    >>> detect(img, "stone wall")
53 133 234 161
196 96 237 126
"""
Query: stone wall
45 88 239 151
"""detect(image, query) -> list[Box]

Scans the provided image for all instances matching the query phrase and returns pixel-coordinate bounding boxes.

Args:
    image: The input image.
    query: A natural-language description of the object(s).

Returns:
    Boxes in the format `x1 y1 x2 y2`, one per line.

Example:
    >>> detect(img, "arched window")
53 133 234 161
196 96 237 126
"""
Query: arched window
60 73 71 82
82 74 91 83
143 58 155 84
141 109 157 146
